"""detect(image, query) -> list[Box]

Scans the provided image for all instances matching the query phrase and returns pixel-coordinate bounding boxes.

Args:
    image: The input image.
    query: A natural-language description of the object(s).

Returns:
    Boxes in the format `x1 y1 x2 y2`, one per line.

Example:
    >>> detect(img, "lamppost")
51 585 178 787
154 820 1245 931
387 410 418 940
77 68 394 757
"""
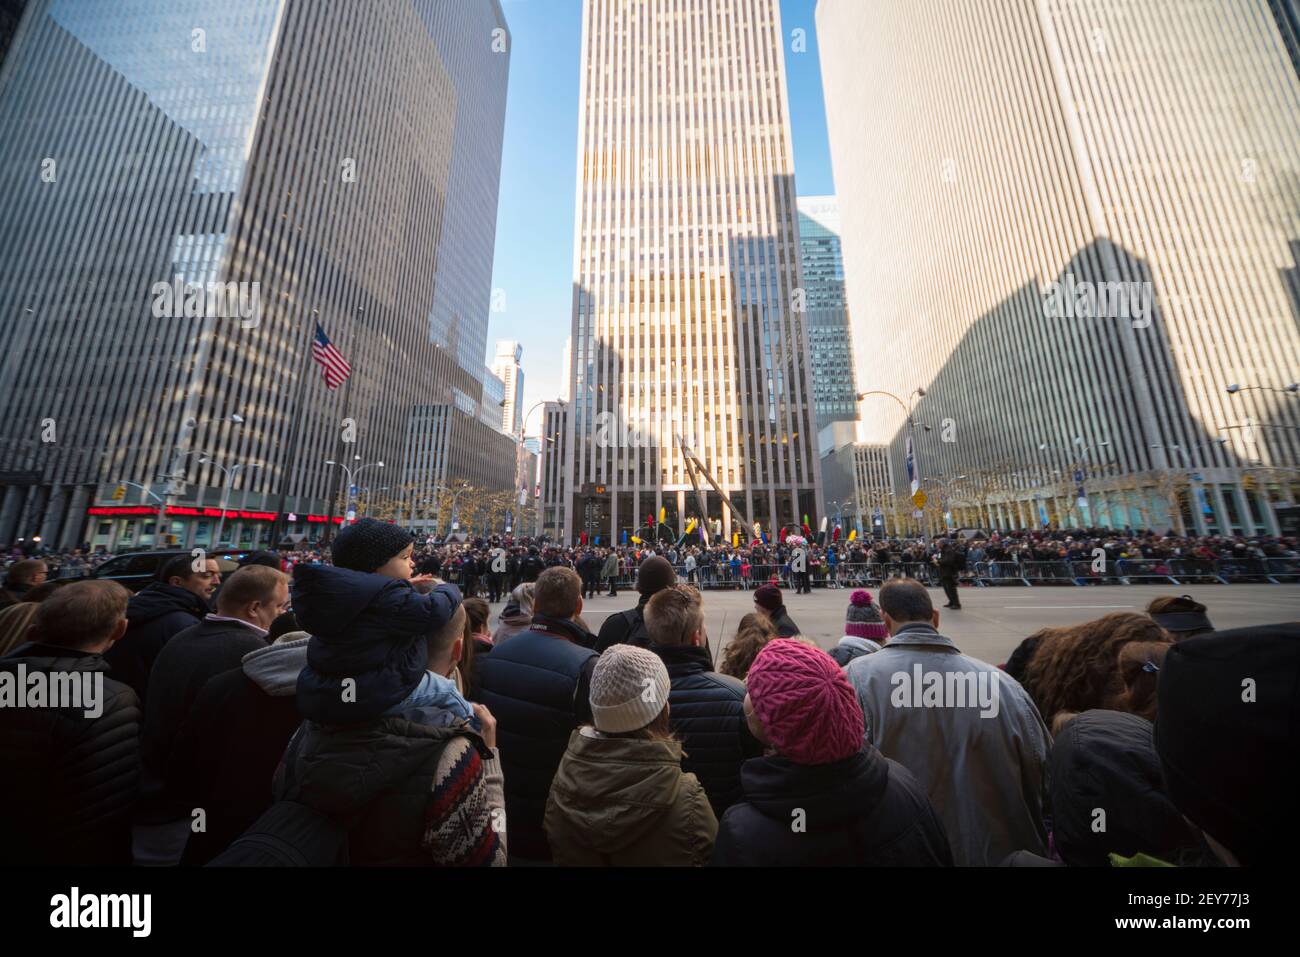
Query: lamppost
434 481 472 537
858 388 930 523
325 456 385 526
929 475 967 530
1039 438 1112 525
199 458 261 547
157 412 245 545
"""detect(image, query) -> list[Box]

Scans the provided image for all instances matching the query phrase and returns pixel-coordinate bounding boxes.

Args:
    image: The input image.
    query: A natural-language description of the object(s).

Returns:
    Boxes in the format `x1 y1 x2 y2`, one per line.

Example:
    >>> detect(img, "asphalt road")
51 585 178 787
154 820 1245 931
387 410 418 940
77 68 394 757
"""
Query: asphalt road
488 582 1300 667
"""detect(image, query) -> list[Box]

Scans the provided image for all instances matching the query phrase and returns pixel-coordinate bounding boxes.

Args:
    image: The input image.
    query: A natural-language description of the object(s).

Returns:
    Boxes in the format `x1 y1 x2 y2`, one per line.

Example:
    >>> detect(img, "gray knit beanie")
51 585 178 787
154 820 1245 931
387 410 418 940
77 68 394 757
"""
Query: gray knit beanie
589 644 671 733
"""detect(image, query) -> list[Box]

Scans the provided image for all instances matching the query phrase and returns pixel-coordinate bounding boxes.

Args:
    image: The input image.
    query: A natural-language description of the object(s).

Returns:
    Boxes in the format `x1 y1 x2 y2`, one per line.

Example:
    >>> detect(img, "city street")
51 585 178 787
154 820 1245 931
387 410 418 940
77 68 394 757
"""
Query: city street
516 583 1300 666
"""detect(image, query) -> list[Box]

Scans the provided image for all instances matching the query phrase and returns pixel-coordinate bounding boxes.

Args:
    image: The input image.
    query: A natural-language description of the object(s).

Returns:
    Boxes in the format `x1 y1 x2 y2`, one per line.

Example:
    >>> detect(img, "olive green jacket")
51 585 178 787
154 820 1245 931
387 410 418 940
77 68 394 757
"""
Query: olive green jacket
544 728 717 866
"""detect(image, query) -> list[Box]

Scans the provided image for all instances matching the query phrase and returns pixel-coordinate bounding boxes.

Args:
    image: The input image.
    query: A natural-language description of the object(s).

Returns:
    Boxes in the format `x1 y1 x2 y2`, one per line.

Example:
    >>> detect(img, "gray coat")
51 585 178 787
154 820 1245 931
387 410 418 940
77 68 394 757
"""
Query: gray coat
843 622 1051 866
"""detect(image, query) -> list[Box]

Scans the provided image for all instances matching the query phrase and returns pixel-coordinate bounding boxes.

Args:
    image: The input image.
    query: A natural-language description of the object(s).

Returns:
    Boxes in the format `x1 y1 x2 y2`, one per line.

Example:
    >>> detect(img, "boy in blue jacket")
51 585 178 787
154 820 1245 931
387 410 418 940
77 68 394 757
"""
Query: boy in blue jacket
292 519 466 724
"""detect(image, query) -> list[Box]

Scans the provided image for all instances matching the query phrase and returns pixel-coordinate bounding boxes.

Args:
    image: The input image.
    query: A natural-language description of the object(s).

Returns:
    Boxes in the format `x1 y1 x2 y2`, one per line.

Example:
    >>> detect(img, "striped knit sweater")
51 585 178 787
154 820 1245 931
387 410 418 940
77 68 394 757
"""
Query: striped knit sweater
424 739 507 866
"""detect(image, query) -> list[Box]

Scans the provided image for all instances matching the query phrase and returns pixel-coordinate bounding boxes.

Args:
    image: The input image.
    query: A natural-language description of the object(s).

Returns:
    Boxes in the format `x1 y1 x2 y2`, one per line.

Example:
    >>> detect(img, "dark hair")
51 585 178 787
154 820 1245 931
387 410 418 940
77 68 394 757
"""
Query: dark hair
4 559 46 587
879 578 933 623
266 609 299 643
158 554 206 583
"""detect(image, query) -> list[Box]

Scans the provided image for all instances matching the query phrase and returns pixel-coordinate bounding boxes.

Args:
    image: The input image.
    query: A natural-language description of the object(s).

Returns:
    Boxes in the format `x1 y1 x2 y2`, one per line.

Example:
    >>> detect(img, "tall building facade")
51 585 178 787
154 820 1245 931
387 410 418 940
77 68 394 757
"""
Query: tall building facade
539 400 569 539
0 0 27 69
0 0 512 550
492 339 525 436
797 196 857 432
565 0 822 544
818 0 1300 535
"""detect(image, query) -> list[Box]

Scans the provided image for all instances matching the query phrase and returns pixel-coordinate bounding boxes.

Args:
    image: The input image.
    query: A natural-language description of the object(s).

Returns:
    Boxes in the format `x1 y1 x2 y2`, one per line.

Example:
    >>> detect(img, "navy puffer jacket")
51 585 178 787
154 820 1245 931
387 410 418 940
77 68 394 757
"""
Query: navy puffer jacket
292 565 461 724
651 643 762 817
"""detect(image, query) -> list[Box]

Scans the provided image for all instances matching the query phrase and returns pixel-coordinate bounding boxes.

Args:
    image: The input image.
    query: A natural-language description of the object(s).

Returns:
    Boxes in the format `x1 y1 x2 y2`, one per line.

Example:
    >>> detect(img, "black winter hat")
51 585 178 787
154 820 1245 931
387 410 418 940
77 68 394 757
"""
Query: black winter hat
1051 710 1195 866
636 555 677 596
1155 624 1300 866
330 518 413 574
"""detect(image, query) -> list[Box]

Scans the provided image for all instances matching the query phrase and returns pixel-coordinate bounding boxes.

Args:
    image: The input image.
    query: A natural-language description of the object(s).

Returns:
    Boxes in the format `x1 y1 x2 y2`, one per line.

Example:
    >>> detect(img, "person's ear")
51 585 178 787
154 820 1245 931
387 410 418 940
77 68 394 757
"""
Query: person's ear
451 636 464 668
575 595 584 617
931 609 940 629
690 628 703 647
107 617 128 647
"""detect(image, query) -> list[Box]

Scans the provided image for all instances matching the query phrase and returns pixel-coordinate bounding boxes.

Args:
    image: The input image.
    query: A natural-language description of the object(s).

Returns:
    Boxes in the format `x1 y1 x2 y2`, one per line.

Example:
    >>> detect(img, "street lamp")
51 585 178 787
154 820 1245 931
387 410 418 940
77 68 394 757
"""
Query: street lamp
199 458 261 547
858 388 931 514
1226 383 1299 396
325 458 385 525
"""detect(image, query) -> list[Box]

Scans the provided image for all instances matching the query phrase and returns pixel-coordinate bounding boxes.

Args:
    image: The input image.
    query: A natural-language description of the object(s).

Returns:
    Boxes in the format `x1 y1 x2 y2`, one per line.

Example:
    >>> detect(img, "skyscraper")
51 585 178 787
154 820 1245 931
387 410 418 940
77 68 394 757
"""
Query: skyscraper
0 0 513 549
492 339 525 436
818 0 1300 535
565 0 821 544
0 0 27 69
797 196 857 433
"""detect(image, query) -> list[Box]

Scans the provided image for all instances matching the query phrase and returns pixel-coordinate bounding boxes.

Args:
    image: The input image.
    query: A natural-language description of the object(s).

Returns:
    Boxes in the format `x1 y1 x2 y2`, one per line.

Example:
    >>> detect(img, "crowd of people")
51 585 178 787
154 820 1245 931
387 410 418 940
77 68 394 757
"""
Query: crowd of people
0 514 1294 869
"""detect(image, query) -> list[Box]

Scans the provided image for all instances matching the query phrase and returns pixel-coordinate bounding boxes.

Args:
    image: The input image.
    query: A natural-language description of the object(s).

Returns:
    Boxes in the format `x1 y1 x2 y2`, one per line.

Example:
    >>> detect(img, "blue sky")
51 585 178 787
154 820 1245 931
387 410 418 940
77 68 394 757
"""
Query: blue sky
489 0 833 423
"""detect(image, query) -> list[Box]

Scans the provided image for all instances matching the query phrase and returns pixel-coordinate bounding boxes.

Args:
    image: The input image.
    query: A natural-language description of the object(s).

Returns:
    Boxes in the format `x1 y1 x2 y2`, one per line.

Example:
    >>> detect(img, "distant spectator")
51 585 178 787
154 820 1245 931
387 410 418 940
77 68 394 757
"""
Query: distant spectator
493 583 534 645
753 583 799 638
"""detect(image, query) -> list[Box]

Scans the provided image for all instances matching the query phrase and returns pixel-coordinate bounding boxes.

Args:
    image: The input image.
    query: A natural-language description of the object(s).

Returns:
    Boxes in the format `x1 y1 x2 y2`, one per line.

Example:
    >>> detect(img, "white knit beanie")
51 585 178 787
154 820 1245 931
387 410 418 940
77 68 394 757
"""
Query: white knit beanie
590 644 671 733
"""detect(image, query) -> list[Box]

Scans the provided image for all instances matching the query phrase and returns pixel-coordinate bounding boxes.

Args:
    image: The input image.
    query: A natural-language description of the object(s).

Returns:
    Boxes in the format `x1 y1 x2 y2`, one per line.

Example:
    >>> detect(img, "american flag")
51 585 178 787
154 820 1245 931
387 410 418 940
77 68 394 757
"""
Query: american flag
311 323 352 390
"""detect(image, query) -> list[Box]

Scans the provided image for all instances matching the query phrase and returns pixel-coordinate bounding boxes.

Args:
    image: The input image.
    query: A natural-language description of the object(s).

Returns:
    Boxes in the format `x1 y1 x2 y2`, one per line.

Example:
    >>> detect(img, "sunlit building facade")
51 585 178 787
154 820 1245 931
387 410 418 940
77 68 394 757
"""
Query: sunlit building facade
818 0 1300 534
565 0 822 544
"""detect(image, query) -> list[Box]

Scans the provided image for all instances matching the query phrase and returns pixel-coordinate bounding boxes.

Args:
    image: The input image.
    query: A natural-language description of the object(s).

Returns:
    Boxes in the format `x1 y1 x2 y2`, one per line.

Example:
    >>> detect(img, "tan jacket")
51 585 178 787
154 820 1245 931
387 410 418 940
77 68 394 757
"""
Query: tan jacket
545 728 717 866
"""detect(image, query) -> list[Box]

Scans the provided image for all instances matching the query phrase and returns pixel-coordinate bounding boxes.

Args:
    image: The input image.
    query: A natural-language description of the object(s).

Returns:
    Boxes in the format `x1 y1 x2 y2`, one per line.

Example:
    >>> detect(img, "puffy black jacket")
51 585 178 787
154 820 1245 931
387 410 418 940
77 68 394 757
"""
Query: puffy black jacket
171 639 308 866
712 747 953 867
475 615 597 861
651 643 762 817
141 617 270 821
104 582 210 704
0 643 142 865
292 564 462 723
594 596 653 652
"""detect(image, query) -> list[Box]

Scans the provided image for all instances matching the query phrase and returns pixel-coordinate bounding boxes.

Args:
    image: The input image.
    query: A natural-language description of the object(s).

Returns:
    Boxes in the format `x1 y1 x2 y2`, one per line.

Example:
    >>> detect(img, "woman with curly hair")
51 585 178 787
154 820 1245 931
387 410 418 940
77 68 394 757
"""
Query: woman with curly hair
717 612 777 680
1022 612 1173 729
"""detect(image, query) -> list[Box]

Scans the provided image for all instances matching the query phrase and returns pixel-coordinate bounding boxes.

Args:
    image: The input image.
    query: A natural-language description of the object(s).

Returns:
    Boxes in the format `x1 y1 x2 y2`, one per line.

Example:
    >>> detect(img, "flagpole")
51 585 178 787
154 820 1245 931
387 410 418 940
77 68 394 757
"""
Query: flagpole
324 315 360 542
270 324 314 547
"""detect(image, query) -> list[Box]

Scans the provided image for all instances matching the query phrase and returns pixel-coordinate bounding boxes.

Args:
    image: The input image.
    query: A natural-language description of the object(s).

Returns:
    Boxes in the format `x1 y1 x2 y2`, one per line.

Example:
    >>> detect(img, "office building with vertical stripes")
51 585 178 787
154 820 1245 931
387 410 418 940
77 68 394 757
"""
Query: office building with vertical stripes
0 0 513 549
818 0 1300 535
565 0 822 545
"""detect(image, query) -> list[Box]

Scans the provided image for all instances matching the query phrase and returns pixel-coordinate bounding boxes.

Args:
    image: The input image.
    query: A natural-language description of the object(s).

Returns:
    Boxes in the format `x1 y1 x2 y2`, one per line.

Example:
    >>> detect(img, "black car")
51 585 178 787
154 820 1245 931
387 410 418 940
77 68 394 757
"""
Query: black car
90 548 248 593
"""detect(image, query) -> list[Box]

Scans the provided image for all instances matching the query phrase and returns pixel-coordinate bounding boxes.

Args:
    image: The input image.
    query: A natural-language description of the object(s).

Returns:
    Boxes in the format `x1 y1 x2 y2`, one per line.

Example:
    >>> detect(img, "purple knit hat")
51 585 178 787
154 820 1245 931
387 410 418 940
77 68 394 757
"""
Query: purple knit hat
746 638 864 765
845 590 889 641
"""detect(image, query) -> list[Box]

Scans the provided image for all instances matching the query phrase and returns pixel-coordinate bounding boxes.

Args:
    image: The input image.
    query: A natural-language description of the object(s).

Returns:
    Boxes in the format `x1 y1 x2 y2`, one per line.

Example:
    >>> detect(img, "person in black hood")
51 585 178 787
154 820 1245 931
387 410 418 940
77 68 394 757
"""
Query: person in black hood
595 555 677 653
1014 710 1198 866
712 638 951 867
104 553 220 703
1155 623 1300 867
293 518 462 724
645 584 761 818
0 580 141 866
752 583 800 638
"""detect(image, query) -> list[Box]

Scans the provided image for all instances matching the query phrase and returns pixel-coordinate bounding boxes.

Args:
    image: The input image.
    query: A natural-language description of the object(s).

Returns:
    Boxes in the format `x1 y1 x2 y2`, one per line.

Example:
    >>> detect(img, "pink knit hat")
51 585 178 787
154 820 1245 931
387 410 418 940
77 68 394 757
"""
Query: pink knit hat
746 638 864 765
